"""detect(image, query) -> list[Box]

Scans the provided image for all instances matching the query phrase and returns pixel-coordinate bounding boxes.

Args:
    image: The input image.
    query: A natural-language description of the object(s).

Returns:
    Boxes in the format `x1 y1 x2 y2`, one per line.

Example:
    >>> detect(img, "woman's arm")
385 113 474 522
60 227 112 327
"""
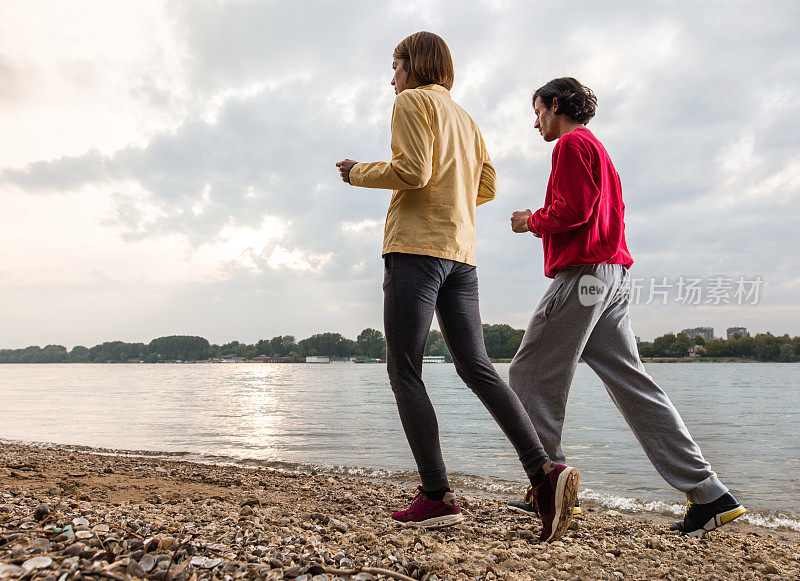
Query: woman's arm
349 93 434 190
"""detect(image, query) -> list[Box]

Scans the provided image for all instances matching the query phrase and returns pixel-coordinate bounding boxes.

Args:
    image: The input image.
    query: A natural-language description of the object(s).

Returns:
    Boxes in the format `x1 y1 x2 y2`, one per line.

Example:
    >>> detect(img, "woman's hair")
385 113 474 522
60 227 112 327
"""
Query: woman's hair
532 77 597 124
393 31 454 90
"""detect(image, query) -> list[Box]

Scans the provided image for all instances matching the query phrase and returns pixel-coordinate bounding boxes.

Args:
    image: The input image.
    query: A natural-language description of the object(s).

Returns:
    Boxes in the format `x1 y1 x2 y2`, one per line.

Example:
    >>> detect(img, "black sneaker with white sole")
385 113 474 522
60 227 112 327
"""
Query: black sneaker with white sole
670 492 746 537
508 487 581 516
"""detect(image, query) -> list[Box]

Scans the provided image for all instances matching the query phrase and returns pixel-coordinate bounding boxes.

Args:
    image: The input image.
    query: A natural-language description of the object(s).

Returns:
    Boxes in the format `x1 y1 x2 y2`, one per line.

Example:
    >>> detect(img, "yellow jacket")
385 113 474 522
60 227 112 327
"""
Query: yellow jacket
349 84 496 266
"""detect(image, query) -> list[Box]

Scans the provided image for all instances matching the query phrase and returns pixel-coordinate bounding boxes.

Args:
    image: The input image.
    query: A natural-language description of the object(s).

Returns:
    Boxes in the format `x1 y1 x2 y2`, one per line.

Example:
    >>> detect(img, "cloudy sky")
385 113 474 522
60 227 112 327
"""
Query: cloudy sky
1 0 799 349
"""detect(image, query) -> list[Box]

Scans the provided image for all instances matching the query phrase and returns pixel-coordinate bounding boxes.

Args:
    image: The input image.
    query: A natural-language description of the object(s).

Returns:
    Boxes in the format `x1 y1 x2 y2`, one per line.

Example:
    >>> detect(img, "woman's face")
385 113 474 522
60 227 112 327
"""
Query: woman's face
391 57 417 95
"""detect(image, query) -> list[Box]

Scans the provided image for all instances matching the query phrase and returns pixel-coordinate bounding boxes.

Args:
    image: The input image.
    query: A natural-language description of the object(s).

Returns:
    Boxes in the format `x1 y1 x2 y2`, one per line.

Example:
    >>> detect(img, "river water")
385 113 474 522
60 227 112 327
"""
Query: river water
1 362 797 530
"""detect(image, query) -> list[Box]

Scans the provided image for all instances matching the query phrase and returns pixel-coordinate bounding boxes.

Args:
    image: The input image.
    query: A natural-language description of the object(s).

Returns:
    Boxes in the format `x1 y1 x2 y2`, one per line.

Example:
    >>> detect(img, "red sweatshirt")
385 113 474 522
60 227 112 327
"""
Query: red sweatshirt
527 127 634 278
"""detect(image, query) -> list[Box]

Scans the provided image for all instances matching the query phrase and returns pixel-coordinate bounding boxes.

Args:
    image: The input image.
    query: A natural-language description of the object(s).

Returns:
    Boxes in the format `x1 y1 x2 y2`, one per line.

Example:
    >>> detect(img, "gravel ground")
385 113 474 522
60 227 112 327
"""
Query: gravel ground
1 442 798 580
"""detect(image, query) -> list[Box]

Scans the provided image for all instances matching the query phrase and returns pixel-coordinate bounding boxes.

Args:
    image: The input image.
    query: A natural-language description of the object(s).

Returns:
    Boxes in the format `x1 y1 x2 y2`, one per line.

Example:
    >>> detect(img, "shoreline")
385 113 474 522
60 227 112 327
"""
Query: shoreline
1 442 798 580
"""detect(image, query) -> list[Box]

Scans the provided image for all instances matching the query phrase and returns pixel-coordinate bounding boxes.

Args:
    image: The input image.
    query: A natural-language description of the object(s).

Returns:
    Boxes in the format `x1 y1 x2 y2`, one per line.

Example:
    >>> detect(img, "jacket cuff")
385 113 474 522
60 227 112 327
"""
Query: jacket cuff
527 213 537 233
348 163 362 186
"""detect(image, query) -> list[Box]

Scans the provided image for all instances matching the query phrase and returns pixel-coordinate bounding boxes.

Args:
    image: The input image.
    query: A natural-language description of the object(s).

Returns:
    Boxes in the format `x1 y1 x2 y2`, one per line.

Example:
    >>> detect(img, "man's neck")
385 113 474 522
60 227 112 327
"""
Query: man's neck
556 120 585 139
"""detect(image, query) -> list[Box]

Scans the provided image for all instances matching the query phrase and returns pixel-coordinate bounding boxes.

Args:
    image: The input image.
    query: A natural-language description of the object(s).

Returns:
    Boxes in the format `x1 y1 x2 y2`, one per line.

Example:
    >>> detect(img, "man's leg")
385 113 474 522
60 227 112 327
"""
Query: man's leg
508 267 608 463
383 253 449 492
580 267 729 504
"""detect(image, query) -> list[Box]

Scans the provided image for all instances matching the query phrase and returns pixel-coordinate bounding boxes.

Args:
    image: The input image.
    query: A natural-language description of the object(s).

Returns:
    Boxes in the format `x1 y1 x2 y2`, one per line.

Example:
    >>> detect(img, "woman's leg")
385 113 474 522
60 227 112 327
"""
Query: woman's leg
383 253 450 491
434 261 550 481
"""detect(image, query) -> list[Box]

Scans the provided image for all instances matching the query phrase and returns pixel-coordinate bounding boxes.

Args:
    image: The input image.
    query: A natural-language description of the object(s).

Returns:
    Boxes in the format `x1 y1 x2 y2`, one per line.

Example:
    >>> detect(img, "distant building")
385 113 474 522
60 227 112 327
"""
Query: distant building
727 327 749 340
305 356 330 364
681 327 715 343
251 355 273 363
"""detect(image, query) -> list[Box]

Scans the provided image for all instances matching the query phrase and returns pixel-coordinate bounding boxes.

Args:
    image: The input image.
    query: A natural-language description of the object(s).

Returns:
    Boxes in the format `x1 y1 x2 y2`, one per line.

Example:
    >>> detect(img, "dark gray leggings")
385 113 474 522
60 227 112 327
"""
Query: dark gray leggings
383 252 549 491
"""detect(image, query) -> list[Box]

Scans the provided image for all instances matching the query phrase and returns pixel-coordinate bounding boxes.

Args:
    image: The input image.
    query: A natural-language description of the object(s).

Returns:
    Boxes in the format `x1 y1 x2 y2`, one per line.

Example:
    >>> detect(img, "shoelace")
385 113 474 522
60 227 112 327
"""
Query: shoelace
401 489 425 513
683 501 694 519
524 486 534 506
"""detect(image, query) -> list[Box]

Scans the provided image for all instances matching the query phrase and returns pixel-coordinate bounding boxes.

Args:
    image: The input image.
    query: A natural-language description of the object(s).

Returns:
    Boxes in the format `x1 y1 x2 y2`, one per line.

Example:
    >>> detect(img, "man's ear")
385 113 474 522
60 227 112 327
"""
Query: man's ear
552 97 559 114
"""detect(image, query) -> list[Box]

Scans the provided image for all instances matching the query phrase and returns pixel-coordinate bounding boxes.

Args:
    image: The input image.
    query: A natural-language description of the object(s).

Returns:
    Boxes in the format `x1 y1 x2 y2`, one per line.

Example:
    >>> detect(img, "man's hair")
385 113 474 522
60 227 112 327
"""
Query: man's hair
533 77 597 124
394 31 454 90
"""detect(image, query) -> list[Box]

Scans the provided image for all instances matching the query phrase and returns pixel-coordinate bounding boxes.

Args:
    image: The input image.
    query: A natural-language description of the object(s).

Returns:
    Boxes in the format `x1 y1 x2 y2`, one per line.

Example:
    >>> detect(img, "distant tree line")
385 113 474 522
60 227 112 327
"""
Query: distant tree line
3 327 798 363
637 332 800 362
0 324 526 363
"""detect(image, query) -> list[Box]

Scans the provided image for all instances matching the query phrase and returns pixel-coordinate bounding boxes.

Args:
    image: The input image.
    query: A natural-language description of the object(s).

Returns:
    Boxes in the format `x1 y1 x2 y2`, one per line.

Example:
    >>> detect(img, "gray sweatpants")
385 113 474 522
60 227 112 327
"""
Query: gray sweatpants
509 264 728 504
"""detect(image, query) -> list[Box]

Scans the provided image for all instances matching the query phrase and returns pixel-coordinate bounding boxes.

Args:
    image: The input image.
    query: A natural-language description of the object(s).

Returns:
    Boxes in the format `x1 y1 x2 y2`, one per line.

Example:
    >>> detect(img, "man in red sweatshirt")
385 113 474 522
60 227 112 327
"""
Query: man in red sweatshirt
506 77 745 537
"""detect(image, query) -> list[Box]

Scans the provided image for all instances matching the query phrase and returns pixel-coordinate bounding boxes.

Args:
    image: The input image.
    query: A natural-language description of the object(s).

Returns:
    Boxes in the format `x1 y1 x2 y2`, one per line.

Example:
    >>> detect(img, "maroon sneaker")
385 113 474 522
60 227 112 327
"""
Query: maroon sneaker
391 486 464 528
532 463 580 542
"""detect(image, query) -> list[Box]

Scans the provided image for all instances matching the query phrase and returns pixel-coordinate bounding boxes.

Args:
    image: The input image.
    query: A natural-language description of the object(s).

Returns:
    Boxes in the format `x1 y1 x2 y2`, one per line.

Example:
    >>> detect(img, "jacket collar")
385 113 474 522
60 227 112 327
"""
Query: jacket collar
417 83 451 96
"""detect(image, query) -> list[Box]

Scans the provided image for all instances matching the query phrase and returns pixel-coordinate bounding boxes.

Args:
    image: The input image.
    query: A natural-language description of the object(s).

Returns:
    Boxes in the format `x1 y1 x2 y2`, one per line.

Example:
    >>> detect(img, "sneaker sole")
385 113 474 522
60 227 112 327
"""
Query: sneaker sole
508 505 537 517
397 512 465 529
544 467 580 542
684 506 747 537
509 504 581 517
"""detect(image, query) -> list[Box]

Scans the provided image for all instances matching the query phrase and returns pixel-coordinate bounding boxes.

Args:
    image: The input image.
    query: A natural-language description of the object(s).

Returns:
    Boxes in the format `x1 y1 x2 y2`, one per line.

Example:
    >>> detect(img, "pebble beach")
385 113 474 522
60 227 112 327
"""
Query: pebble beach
1 442 798 581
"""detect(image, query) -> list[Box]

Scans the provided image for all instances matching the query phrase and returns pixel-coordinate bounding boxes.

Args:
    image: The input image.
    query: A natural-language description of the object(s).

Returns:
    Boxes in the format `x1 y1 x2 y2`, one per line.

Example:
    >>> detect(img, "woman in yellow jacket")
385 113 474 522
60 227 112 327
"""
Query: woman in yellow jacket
336 31 578 542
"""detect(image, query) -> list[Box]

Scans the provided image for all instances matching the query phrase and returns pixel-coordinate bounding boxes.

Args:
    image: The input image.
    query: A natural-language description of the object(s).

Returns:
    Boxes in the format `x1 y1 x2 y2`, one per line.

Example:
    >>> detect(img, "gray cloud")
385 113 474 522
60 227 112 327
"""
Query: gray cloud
3 0 800 343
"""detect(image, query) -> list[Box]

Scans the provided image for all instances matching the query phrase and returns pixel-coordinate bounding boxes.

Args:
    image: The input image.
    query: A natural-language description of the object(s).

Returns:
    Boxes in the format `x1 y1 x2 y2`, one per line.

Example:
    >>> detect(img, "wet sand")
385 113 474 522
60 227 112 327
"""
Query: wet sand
1 442 797 580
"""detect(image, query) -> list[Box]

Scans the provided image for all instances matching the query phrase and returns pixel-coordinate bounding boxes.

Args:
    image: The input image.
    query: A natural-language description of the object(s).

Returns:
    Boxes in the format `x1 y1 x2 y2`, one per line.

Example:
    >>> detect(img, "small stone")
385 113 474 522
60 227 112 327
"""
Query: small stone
140 554 156 573
763 563 780 575
328 518 348 532
127 561 146 577
111 558 131 569
128 539 144 551
285 566 302 577
568 520 579 530
63 542 85 556
240 505 254 516
605 510 623 517
190 556 206 567
312 576 329 581
92 524 110 534
353 574 376 581
33 504 52 521
22 556 53 572
203 557 223 569
31 537 52 552
75 530 93 539
0 565 24 579
72 517 89 527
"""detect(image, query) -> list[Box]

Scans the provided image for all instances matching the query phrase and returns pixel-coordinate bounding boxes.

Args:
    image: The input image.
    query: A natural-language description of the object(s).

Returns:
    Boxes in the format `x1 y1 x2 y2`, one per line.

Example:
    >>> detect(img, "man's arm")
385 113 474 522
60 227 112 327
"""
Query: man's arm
529 142 600 235
347 94 434 190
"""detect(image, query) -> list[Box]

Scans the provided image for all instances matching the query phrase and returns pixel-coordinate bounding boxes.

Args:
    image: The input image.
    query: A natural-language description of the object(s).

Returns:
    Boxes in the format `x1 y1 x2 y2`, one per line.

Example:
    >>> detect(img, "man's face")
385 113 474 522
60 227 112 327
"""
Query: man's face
533 96 559 142
391 58 415 95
